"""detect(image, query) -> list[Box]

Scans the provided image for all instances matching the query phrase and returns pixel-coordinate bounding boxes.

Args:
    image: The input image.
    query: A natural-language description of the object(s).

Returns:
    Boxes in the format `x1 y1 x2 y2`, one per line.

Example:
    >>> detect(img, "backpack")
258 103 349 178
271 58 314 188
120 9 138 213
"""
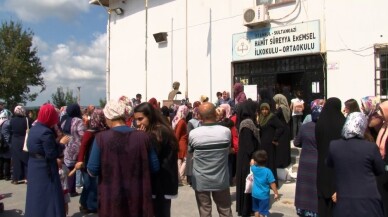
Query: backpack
294 101 304 113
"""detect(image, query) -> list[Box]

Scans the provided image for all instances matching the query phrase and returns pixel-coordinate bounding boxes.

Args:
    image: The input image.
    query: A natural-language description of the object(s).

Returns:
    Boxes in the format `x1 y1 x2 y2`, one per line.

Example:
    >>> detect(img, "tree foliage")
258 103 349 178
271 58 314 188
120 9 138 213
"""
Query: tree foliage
51 87 78 108
99 98 106 108
0 20 45 109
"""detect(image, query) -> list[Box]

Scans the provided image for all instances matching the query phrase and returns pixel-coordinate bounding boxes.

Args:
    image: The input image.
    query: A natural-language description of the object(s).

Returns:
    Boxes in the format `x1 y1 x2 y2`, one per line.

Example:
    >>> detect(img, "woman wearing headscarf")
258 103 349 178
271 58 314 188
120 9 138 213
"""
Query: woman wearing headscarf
360 96 383 141
234 83 247 105
25 103 70 217
376 100 388 216
10 105 33 184
258 103 284 186
74 109 107 213
134 102 179 217
235 100 260 217
87 100 154 217
327 112 384 217
273 94 291 168
61 103 86 197
302 99 325 124
0 109 12 180
172 105 189 185
148 98 159 110
294 104 322 217
315 97 345 217
186 107 201 186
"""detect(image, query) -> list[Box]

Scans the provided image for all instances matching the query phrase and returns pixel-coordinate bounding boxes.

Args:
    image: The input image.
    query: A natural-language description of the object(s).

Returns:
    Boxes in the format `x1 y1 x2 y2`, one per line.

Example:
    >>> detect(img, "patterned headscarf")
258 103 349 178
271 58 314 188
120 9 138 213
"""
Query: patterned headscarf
14 105 26 116
37 103 59 127
310 99 325 110
311 105 323 122
172 105 189 130
342 112 367 139
360 96 380 118
103 100 127 120
118 95 133 117
0 109 13 126
191 107 200 120
273 94 291 123
89 108 107 131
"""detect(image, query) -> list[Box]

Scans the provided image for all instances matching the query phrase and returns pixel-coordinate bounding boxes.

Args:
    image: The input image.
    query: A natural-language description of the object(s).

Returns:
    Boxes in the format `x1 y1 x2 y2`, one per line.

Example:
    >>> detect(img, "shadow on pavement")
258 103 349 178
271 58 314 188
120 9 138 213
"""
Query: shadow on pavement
271 212 285 217
1 193 13 199
1 209 24 217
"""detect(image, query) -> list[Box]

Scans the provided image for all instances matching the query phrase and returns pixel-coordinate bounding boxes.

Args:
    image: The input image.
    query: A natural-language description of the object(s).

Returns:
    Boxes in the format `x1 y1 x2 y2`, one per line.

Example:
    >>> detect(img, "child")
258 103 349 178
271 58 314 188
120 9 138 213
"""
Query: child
58 155 70 216
250 150 279 217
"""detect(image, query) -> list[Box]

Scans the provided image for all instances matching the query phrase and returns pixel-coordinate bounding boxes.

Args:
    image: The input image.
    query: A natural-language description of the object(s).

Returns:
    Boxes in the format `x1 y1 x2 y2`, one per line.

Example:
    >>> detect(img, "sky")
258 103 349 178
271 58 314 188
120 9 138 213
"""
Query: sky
0 0 108 107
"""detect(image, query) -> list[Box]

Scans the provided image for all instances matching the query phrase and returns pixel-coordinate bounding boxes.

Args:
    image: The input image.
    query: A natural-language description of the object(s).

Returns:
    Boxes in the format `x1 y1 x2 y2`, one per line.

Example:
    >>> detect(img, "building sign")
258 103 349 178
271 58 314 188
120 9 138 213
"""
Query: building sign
232 20 320 61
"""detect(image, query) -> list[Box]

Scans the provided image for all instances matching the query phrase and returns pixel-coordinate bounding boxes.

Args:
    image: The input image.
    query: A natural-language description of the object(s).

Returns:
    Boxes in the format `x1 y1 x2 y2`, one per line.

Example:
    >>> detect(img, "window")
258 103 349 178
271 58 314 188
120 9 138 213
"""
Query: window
375 44 388 100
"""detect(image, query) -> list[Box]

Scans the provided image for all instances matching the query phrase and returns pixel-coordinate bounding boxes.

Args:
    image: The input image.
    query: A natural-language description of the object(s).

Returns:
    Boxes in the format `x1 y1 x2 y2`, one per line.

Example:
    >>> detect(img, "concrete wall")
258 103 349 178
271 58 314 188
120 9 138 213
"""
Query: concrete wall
106 0 388 105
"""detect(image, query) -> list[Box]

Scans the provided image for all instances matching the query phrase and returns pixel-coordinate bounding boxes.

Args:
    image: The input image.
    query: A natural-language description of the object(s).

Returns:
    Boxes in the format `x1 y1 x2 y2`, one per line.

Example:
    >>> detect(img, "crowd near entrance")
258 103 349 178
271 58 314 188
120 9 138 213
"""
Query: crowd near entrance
233 54 326 107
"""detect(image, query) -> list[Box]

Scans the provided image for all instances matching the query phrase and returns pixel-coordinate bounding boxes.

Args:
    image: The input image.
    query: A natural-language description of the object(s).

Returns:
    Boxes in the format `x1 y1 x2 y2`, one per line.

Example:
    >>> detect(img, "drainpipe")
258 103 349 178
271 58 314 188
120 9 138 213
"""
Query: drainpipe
185 0 188 99
106 13 111 101
145 0 148 100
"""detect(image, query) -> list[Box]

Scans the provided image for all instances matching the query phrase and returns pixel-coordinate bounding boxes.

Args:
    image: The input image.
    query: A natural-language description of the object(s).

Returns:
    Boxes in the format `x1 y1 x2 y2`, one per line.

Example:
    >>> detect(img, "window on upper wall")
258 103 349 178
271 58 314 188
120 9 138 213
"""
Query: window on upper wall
257 0 296 6
375 44 388 100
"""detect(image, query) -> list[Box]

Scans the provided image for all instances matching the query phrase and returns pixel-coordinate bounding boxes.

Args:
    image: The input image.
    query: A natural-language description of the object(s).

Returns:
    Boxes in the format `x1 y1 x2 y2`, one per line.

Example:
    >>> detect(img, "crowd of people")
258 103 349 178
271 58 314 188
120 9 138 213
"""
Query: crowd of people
1 83 388 217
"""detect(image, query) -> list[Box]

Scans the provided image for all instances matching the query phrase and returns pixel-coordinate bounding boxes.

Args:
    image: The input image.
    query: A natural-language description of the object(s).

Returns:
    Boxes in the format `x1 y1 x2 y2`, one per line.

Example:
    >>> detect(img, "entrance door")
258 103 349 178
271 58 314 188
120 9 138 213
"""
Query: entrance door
233 54 326 106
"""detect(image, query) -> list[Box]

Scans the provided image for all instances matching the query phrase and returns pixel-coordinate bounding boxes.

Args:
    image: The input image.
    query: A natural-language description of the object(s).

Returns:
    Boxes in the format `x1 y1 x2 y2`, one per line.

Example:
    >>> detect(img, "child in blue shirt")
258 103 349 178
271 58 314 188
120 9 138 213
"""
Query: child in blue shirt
250 150 279 217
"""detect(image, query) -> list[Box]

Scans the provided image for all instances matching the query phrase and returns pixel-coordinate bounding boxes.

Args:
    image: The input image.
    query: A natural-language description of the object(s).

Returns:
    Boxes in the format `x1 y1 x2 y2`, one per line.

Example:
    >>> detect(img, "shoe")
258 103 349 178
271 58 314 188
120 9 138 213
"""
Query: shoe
70 192 80 197
11 180 18 185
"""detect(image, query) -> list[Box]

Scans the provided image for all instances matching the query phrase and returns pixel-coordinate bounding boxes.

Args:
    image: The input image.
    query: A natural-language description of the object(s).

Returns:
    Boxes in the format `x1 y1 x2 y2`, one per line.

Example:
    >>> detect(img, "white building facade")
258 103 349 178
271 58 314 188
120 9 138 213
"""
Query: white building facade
91 0 388 105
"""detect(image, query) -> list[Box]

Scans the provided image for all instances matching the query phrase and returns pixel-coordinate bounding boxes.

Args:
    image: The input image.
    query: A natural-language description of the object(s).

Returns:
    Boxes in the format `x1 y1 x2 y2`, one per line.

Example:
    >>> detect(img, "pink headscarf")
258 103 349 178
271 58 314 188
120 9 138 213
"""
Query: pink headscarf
376 101 388 158
38 104 59 127
233 83 247 104
219 104 232 118
172 105 189 130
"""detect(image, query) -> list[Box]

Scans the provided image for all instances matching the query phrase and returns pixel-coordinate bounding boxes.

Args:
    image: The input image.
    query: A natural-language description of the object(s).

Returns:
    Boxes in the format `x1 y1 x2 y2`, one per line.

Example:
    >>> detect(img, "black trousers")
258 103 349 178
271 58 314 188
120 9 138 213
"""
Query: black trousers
0 157 11 179
318 196 334 217
153 195 172 217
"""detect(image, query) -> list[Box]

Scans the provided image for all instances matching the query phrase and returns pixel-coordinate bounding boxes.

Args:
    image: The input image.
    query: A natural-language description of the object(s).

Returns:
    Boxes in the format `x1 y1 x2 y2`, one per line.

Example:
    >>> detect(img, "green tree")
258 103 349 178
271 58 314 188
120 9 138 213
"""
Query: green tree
99 98 106 108
51 87 78 108
0 20 45 109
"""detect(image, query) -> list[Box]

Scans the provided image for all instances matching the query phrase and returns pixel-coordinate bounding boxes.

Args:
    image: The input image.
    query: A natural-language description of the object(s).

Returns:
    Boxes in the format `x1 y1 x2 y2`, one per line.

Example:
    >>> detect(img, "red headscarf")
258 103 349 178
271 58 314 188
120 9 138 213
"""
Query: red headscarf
37 103 59 127
148 98 159 110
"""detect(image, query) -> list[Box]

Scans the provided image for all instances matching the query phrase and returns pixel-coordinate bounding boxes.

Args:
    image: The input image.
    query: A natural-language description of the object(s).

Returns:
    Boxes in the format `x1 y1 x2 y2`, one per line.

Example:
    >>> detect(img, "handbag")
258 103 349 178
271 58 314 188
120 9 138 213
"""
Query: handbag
244 171 253 193
22 118 29 152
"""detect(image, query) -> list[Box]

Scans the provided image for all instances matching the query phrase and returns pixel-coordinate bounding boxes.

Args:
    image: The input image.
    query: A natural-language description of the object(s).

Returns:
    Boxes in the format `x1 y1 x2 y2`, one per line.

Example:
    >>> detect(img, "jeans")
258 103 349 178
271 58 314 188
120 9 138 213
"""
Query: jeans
79 170 98 211
292 115 303 139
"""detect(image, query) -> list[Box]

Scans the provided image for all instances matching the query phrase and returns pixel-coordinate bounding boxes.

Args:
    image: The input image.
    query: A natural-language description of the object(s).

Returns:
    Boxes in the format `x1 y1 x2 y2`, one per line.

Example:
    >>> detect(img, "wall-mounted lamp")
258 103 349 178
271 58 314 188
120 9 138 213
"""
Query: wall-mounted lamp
109 7 124 15
153 32 168 43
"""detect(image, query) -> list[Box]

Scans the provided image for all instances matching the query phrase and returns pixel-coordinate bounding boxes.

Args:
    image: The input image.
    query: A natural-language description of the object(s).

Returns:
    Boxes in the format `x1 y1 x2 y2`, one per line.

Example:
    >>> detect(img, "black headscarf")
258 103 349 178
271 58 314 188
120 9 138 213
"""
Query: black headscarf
236 100 258 130
315 97 346 198
62 104 82 135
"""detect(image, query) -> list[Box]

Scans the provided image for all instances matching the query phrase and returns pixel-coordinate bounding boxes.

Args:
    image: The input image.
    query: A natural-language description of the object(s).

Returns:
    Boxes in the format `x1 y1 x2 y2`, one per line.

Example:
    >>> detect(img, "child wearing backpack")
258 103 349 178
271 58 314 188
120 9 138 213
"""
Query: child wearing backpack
290 90 304 139
250 150 279 217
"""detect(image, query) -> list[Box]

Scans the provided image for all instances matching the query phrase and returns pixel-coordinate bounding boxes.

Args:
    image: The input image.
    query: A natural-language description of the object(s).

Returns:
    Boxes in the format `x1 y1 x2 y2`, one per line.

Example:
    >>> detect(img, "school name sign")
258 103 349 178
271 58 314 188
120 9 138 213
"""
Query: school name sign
232 20 320 61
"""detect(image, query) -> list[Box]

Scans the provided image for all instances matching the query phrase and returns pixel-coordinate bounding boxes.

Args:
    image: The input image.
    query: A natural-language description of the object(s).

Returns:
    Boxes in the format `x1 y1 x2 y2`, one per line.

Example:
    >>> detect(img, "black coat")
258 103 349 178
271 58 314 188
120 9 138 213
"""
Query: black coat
315 98 345 198
327 138 384 217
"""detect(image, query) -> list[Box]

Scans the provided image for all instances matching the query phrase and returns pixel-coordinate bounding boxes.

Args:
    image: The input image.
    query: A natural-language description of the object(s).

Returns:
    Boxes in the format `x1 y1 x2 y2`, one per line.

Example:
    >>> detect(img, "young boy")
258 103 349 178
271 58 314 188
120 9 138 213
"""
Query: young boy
250 150 279 217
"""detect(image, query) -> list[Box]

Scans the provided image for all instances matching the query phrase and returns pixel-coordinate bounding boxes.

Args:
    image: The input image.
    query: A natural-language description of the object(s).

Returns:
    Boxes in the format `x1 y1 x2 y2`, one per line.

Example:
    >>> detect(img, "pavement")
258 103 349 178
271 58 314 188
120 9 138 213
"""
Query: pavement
0 179 298 217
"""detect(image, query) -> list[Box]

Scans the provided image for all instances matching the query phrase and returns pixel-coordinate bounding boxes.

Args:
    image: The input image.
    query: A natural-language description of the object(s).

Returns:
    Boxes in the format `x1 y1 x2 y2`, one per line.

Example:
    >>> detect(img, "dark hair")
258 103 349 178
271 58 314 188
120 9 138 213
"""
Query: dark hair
134 102 178 151
344 98 361 113
136 93 142 98
253 150 268 166
216 92 222 97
